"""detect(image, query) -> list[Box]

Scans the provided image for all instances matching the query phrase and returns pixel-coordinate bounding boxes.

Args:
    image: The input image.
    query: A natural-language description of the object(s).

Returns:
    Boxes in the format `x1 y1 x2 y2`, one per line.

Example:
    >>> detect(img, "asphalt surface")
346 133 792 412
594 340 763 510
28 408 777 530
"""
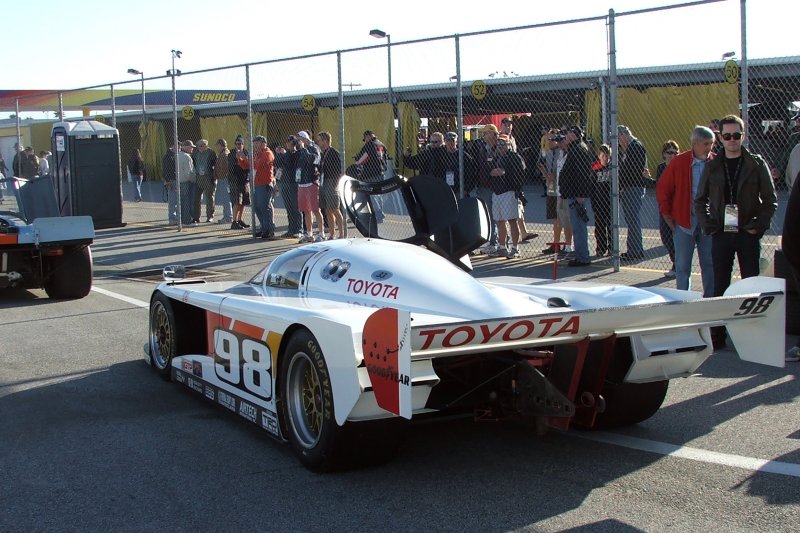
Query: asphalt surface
1 221 799 532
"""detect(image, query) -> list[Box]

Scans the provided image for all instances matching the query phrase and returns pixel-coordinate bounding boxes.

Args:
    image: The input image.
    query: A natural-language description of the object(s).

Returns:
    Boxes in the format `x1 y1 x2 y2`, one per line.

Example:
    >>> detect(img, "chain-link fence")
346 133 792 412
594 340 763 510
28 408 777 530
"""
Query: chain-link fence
2 0 796 282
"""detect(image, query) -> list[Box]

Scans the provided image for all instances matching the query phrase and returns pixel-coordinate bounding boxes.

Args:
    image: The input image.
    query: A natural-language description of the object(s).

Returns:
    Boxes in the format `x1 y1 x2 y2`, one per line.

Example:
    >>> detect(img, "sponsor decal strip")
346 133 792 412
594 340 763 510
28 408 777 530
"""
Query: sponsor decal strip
172 368 281 438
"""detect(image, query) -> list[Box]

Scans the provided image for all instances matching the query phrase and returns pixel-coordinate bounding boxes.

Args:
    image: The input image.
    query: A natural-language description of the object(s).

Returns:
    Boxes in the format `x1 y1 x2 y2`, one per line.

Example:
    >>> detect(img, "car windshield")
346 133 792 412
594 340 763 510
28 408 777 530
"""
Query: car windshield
254 247 319 289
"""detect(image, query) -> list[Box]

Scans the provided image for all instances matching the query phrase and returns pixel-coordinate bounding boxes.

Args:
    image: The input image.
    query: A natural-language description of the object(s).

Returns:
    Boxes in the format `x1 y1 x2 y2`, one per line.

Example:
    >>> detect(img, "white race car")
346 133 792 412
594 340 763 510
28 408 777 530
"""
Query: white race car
146 175 785 471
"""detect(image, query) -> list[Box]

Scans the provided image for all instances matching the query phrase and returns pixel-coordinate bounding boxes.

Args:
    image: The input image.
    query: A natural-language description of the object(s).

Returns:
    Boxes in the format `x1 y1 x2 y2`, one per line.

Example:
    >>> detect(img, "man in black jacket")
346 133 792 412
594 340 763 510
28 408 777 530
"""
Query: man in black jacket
618 125 648 260
560 126 595 266
487 134 526 259
694 114 777 348
782 164 800 362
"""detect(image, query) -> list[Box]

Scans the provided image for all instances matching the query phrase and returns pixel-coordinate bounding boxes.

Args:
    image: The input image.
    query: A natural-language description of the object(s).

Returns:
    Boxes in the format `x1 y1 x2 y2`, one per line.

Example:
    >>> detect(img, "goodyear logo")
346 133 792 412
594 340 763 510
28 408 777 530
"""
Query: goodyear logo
193 93 237 103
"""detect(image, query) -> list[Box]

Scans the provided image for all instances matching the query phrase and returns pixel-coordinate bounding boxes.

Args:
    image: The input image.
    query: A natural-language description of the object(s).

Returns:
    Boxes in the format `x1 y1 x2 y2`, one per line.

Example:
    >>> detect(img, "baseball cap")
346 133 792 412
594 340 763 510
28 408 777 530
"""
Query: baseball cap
363 130 374 137
253 135 267 143
567 126 583 138
445 131 458 140
501 117 513 124
182 139 195 148
296 131 311 141
481 124 499 134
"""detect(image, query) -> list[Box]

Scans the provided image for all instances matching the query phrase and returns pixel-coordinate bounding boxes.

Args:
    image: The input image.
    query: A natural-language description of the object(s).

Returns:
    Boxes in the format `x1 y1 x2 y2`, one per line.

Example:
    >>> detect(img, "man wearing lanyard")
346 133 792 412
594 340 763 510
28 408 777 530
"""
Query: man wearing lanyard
657 126 716 297
694 114 777 348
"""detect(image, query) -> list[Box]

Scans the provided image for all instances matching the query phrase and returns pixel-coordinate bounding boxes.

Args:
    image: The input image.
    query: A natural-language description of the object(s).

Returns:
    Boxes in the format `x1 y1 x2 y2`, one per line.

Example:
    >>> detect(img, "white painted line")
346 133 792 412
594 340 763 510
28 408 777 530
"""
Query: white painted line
577 431 800 478
91 286 149 308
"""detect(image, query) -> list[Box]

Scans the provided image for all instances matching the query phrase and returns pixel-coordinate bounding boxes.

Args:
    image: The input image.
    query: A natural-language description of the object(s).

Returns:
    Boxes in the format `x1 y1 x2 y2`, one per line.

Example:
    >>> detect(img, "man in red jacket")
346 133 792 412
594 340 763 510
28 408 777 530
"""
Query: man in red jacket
656 126 715 297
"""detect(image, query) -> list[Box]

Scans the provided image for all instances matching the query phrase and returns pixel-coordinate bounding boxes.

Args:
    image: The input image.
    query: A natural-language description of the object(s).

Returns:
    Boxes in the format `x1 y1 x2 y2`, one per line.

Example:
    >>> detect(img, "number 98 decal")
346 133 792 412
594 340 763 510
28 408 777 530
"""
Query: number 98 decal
214 329 273 400
734 296 774 316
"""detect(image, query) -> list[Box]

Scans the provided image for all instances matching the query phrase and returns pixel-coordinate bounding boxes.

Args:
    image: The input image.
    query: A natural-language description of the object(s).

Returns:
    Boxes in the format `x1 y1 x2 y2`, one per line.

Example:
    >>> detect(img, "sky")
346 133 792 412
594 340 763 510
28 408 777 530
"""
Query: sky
3 0 797 107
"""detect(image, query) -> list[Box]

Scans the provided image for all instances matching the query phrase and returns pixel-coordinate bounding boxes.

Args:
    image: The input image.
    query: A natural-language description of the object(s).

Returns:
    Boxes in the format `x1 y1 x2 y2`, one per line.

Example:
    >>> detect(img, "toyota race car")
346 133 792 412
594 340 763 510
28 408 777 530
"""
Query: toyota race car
0 176 94 299
146 174 785 471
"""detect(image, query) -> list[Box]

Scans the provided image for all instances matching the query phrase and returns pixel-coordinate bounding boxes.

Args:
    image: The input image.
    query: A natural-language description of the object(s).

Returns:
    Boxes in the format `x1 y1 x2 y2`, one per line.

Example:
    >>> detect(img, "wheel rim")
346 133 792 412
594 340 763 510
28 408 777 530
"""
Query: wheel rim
150 300 173 370
285 352 324 449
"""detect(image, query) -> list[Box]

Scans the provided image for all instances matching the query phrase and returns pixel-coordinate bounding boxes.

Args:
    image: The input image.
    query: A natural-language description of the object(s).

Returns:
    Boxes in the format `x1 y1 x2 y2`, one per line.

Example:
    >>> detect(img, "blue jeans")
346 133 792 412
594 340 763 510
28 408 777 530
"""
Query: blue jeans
673 225 714 297
567 198 592 263
166 182 178 222
621 186 645 256
253 183 275 235
179 181 195 224
217 177 233 220
131 175 143 201
473 186 498 246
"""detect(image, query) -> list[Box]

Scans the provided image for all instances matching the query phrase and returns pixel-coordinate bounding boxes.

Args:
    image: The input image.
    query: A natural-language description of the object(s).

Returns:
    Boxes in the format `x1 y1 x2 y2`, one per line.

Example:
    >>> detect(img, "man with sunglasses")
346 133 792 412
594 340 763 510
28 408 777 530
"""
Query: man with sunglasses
656 126 716 297
695 114 777 348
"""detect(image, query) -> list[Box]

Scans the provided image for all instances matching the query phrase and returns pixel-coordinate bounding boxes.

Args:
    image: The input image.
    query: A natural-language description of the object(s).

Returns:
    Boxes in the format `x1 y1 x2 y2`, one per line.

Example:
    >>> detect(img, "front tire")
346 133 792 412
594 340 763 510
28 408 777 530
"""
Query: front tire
44 245 93 299
149 292 178 381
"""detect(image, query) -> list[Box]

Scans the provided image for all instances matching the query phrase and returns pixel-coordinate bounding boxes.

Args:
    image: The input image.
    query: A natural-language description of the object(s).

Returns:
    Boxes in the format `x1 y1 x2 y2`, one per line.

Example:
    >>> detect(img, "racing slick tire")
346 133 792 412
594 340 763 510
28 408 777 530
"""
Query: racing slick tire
591 379 669 430
43 245 93 299
149 292 179 381
280 329 401 471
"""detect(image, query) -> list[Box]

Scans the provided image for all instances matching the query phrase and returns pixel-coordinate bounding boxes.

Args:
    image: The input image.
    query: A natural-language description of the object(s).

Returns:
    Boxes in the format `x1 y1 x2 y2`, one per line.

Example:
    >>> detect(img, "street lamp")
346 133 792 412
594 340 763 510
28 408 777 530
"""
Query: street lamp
369 28 397 165
127 68 146 121
722 51 736 60
169 50 182 229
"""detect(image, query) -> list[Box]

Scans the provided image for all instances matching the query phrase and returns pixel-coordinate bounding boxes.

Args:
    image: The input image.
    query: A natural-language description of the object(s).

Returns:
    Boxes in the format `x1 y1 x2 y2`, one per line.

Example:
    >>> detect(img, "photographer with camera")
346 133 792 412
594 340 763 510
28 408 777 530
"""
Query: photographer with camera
560 126 594 267
487 134 526 259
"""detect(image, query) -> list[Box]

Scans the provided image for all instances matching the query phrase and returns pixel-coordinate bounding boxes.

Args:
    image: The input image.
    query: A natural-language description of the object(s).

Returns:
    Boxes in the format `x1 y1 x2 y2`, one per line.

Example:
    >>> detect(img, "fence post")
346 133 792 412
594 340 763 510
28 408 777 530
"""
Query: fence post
740 0 749 145
608 8 620 272
246 64 255 233
110 84 116 129
455 34 465 197
337 51 346 168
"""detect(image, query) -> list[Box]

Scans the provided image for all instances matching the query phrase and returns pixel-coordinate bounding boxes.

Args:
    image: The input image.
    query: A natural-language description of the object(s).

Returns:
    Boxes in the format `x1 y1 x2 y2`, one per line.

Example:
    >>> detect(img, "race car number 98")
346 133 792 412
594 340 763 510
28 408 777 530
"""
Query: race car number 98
214 330 272 399
734 296 773 316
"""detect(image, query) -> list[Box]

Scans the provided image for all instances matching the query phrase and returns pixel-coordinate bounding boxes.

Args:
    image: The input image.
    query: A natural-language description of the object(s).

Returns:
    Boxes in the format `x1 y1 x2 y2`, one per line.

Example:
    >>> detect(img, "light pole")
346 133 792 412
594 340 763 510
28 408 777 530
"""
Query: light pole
127 68 146 121
370 28 398 166
169 50 182 229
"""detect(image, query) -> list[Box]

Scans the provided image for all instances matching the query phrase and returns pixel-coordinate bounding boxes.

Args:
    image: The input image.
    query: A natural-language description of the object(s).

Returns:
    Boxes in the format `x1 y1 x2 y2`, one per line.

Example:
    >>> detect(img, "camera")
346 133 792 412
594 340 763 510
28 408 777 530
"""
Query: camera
570 201 589 223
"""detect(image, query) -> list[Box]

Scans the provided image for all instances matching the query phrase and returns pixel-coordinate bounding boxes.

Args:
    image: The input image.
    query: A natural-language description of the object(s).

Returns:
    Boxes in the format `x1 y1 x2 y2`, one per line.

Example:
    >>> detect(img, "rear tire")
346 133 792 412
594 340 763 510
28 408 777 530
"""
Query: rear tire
44 245 92 299
592 380 669 430
149 292 178 381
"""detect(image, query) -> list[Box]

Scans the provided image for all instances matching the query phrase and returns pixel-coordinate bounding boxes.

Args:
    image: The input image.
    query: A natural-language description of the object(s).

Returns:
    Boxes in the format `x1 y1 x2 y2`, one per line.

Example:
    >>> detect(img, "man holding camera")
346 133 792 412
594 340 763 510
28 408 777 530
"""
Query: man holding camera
559 126 594 267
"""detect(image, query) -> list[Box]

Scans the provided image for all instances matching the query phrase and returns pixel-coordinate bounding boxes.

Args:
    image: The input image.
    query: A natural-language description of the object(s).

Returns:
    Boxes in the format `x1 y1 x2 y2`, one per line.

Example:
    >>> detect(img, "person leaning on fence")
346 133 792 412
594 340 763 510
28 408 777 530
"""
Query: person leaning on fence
295 131 324 243
237 135 276 240
655 140 680 276
487 134 525 259
275 136 301 238
560 126 594 267
316 131 345 240
402 132 446 178
162 143 178 224
177 140 197 226
694 114 777 350
656 127 715 297
469 124 500 254
617 125 649 261
228 135 251 230
127 148 144 202
590 143 612 257
192 139 217 223
214 139 233 223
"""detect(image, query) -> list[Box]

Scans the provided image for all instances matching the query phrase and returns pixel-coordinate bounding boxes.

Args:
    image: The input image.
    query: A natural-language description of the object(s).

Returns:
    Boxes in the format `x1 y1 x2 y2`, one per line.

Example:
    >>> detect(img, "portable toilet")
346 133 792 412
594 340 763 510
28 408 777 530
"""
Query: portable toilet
51 120 123 229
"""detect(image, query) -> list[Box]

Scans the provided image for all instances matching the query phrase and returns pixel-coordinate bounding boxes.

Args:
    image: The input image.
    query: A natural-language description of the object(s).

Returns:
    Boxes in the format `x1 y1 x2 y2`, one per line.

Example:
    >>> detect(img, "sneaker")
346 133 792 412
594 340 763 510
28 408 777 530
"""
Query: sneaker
506 247 520 259
231 222 243 230
298 233 314 243
488 246 507 258
664 267 676 278
206 217 214 223
565 251 576 260
474 245 496 256
239 220 250 228
541 245 556 254
521 232 539 242
187 221 199 227
313 234 324 242
786 346 800 362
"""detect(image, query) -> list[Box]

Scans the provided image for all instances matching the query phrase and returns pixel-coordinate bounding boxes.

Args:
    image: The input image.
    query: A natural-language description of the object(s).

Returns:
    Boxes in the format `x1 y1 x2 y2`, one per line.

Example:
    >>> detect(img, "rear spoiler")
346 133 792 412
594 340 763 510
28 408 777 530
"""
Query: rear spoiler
409 276 785 367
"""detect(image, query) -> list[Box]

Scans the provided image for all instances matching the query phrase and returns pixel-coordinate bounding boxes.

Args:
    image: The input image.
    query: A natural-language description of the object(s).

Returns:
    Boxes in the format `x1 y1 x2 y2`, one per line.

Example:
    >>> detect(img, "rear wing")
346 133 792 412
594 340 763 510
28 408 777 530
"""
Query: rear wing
409 277 784 366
